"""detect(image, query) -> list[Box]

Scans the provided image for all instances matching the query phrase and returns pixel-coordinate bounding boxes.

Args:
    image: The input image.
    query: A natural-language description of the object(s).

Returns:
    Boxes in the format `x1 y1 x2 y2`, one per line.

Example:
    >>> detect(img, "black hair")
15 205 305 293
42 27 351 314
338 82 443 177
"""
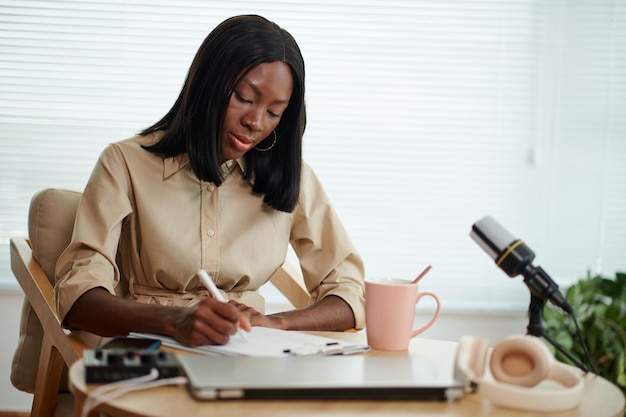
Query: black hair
141 15 305 213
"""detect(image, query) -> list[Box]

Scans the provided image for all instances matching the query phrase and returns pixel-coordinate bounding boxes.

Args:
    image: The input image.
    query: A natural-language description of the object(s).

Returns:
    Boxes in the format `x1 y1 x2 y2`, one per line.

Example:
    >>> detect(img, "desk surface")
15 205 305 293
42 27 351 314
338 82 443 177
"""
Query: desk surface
70 332 625 417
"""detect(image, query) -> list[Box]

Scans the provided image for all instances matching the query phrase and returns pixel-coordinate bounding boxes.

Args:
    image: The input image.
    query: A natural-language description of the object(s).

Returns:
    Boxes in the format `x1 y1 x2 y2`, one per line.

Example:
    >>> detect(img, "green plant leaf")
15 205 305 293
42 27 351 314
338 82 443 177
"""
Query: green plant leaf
544 270 626 397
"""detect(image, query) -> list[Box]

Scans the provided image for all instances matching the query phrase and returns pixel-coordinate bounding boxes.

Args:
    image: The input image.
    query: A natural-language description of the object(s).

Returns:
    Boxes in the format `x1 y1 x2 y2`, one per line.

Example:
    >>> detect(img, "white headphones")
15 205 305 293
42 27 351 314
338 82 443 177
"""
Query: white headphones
454 334 585 412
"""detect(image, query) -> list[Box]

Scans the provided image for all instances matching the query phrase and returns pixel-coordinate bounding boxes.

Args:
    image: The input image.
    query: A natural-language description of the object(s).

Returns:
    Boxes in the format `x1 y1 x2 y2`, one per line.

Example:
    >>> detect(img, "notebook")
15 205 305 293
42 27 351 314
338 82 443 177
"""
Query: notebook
177 354 465 401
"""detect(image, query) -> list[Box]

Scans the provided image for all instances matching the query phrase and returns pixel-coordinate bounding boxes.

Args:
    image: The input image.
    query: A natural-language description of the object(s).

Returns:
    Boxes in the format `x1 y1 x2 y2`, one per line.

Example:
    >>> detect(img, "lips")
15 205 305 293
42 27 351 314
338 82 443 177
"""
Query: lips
228 133 255 152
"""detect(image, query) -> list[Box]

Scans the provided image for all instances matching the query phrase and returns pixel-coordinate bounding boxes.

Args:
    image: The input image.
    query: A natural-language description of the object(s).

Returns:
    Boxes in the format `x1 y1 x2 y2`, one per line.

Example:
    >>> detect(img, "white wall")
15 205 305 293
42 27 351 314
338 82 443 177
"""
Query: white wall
1 286 528 412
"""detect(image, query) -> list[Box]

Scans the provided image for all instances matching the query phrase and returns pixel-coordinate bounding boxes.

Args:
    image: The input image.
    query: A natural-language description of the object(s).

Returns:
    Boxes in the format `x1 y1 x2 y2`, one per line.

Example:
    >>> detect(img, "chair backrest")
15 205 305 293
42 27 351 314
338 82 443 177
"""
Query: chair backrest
11 189 82 391
10 188 87 417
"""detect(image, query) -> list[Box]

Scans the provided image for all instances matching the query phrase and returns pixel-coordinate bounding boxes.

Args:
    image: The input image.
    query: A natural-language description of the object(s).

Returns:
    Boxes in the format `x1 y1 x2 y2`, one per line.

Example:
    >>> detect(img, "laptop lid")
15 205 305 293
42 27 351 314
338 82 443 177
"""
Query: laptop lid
177 354 464 401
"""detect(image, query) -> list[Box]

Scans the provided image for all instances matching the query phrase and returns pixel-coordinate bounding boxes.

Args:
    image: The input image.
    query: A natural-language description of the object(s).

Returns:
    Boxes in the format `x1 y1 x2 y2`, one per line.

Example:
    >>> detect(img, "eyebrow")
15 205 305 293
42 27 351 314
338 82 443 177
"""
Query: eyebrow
242 79 290 105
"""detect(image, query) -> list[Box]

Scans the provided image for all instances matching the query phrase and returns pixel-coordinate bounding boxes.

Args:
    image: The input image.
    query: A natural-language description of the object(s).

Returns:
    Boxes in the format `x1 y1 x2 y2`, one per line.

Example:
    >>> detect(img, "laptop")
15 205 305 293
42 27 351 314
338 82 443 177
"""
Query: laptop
177 354 464 401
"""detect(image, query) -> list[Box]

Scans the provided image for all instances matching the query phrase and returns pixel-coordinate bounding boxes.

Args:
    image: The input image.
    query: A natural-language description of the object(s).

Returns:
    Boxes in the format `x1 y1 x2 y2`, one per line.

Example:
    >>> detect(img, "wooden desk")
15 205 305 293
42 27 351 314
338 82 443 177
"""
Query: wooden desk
70 332 625 417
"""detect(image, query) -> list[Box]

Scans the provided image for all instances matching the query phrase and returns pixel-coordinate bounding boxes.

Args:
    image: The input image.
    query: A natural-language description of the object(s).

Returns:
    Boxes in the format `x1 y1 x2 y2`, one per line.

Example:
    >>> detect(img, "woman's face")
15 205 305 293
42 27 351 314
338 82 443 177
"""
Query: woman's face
222 61 293 160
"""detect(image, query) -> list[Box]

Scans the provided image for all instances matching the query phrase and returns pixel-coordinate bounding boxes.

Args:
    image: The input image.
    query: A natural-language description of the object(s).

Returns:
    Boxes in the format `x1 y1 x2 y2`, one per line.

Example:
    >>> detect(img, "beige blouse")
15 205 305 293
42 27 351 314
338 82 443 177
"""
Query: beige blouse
54 134 366 329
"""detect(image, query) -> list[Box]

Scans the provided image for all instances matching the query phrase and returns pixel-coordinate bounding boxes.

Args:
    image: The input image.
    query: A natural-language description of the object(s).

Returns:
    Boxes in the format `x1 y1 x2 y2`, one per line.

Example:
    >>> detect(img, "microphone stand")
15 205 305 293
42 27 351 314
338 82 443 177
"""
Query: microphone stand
526 293 589 373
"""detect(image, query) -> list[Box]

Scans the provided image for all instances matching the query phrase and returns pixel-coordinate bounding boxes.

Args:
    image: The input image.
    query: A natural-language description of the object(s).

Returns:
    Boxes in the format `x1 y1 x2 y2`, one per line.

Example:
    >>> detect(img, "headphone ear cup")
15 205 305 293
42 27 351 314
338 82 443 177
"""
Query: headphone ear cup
489 335 552 387
454 335 489 383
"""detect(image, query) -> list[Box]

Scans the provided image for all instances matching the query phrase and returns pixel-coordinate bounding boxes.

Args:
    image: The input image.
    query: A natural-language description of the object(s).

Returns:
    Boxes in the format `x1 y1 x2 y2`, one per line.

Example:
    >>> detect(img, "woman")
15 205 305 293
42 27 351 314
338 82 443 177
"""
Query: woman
54 15 365 347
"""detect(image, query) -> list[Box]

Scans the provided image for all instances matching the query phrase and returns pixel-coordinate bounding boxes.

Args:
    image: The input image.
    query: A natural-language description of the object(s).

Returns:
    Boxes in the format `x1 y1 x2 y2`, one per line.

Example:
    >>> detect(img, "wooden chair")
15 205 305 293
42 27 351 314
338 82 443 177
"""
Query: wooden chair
10 188 310 417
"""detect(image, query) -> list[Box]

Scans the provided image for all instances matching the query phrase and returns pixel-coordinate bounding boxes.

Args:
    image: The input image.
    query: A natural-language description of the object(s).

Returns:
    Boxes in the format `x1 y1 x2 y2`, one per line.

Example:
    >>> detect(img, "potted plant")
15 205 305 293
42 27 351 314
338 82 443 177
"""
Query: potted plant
543 271 626 396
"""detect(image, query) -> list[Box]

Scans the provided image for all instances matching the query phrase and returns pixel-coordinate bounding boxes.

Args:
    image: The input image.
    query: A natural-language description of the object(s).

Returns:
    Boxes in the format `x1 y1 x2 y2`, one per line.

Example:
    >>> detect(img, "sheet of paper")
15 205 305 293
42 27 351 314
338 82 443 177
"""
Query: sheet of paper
130 327 369 357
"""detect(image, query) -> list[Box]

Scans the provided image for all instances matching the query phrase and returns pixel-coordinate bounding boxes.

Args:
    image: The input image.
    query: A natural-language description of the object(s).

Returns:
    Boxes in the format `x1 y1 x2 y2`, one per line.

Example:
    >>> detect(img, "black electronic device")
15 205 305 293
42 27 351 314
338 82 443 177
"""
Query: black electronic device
470 215 572 314
469 215 597 374
84 348 180 383
97 336 162 351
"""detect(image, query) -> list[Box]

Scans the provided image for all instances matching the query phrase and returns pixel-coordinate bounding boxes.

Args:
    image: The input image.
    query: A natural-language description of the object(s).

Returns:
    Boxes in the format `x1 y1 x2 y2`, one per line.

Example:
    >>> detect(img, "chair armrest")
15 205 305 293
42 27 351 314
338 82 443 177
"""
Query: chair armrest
269 261 311 309
10 237 85 363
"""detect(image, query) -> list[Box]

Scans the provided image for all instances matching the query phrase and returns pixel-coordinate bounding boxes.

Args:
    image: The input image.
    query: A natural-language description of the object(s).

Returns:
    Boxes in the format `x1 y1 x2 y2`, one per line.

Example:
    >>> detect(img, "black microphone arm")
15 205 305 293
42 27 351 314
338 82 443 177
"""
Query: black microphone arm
521 264 572 314
470 216 596 373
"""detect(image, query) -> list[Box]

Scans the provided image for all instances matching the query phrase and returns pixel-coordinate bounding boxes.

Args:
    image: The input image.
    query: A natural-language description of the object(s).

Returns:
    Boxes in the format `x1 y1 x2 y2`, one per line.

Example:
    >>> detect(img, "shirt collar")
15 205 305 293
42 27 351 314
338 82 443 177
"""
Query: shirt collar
163 154 247 179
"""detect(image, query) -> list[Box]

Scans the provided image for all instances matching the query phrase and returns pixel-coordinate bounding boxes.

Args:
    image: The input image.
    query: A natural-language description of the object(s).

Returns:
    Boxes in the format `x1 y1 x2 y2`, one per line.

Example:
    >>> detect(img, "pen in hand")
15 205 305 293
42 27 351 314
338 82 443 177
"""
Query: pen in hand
197 269 249 343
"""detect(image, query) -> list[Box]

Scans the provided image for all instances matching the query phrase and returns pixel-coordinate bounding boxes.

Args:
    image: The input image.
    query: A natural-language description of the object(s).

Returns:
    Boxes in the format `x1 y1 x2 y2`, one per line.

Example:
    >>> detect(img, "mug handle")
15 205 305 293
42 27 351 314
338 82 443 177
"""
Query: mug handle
411 291 441 337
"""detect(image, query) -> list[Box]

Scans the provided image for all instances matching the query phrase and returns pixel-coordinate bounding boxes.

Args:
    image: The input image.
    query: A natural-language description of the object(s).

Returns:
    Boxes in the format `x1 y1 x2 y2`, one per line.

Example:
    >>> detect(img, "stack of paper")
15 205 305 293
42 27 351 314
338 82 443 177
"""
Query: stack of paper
130 327 370 357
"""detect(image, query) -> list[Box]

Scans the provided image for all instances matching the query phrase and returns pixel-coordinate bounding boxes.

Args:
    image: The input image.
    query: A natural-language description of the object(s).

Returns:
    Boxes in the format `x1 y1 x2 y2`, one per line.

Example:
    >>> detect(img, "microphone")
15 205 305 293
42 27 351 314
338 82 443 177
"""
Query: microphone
470 215 573 314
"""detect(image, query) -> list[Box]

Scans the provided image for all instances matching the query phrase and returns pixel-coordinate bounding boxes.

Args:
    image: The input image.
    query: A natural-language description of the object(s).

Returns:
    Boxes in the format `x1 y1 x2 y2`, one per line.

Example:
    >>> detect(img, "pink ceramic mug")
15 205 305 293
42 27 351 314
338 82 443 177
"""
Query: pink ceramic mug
365 278 441 351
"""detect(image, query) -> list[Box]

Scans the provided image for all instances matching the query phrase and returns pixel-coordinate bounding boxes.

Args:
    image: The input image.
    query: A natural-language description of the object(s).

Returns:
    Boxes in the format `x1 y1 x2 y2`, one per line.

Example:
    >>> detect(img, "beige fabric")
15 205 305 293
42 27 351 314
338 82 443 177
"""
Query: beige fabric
55 134 365 328
11 296 45 393
11 188 81 393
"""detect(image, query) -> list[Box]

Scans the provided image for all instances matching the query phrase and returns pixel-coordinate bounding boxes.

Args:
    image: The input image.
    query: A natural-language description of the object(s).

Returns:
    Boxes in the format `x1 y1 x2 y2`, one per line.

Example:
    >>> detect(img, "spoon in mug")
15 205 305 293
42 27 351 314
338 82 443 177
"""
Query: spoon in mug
411 265 432 284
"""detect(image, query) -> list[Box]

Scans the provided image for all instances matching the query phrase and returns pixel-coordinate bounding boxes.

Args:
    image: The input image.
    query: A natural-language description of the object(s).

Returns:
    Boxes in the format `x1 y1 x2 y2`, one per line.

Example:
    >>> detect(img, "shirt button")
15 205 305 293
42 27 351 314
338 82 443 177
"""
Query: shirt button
207 229 215 237
207 185 215 192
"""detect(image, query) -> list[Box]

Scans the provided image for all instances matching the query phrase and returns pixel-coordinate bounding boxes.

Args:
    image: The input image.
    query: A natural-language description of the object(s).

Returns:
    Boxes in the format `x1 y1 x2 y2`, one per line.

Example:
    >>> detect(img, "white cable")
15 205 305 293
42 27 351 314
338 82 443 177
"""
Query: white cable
81 369 188 417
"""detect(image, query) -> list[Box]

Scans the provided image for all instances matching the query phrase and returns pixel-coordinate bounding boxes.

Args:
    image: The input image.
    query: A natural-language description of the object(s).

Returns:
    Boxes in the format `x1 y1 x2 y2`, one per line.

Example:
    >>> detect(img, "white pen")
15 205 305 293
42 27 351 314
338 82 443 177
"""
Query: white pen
197 269 249 343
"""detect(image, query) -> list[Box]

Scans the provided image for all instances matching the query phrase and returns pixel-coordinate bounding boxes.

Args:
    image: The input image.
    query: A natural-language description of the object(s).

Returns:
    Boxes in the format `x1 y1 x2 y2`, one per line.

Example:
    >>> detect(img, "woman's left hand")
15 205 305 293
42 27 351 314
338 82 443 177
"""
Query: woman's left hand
229 295 354 331
229 300 287 329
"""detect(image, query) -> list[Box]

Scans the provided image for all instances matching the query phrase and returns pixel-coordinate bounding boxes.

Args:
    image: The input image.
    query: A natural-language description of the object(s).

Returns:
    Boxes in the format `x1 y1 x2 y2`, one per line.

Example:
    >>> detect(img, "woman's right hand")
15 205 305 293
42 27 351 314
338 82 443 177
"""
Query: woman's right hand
63 287 250 346
171 297 251 346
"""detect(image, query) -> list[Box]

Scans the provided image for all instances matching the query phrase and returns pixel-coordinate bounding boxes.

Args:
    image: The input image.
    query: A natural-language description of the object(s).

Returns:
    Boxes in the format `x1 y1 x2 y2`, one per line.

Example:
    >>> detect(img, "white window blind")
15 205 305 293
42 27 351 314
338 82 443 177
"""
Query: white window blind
1 0 624 312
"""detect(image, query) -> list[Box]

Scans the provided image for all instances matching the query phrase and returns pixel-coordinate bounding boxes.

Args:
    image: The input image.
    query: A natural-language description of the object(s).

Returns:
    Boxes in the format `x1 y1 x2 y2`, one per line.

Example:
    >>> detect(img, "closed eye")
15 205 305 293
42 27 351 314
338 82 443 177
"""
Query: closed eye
234 89 283 118
234 91 252 104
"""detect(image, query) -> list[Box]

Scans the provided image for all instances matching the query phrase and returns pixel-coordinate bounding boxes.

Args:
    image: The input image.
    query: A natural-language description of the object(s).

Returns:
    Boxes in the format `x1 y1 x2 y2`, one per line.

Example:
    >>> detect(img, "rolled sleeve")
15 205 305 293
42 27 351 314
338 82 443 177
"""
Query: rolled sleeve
291 163 366 329
55 143 131 323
